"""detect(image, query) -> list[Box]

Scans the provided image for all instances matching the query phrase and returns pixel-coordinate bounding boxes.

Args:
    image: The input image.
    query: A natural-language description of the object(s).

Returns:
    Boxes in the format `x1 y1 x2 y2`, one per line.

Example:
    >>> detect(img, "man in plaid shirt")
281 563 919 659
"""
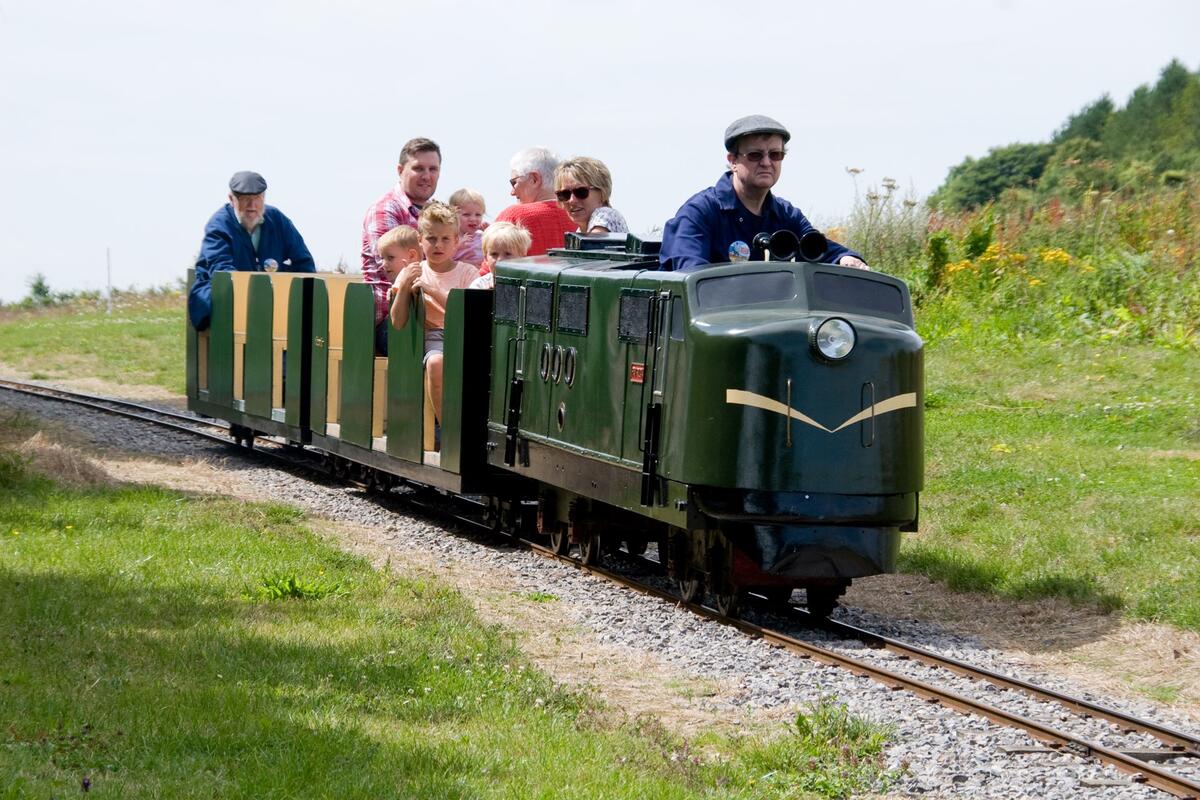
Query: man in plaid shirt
361 137 442 327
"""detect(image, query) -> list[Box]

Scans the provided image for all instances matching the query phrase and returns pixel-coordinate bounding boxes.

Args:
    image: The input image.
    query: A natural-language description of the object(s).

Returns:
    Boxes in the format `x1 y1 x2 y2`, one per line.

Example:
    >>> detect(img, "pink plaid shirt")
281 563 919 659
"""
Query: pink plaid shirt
361 183 421 324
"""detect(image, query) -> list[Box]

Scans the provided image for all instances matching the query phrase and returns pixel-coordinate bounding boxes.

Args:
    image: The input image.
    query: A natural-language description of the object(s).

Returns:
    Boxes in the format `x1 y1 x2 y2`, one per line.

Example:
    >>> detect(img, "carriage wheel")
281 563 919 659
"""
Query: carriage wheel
759 587 794 608
548 524 571 556
624 538 648 557
578 533 602 566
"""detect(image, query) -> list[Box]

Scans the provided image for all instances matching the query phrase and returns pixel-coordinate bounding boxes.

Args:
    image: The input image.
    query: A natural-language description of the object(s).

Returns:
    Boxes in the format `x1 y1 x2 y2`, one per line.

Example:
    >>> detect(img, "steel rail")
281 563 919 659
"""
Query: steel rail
0 378 233 440
817 615 1200 758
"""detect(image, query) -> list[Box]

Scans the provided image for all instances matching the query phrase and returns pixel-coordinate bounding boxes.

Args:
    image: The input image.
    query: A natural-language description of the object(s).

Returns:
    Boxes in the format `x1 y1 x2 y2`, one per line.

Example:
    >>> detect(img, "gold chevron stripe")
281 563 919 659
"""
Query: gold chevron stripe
725 389 917 434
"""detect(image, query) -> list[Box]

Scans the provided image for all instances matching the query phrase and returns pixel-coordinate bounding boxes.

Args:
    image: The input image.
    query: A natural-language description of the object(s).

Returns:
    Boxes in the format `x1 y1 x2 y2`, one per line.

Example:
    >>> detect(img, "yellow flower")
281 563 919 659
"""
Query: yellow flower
946 259 974 274
1038 247 1071 267
1028 278 1043 286
991 443 1014 454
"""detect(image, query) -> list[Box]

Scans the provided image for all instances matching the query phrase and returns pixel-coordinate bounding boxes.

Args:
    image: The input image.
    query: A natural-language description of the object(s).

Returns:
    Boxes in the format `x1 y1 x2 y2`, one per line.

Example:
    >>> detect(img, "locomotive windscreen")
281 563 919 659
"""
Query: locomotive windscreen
810 272 905 315
696 271 796 309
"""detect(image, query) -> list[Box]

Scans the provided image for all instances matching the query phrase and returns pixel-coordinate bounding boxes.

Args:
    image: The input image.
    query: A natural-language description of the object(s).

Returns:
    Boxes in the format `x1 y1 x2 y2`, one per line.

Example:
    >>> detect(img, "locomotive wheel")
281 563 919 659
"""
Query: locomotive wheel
806 587 840 618
677 576 704 604
759 587 794 608
624 538 647 557
714 590 742 618
548 524 570 556
578 533 602 566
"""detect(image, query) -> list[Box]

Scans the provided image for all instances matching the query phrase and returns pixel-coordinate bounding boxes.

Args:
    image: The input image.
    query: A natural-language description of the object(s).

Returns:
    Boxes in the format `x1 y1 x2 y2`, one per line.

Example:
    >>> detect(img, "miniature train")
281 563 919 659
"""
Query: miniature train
186 233 923 616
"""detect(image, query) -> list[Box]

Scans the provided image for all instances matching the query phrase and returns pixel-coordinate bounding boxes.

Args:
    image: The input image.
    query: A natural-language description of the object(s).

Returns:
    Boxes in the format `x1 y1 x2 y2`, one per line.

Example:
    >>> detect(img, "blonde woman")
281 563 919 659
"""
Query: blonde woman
554 157 628 234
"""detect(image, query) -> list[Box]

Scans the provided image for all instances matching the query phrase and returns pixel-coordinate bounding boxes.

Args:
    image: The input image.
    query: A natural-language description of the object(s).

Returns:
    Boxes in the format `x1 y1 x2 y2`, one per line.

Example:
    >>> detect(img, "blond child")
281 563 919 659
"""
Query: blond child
373 225 422 355
449 188 486 266
390 202 481 435
469 221 532 290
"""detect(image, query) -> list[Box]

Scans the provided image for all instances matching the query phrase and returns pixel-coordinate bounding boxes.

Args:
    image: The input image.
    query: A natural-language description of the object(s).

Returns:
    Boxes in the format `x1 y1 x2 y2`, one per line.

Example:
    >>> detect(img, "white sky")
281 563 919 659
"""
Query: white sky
1 0 1197 302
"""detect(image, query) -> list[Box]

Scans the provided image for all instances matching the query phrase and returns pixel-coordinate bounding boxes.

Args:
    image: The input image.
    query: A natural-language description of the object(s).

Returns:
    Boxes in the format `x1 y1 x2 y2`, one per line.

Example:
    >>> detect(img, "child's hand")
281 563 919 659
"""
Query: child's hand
398 263 421 290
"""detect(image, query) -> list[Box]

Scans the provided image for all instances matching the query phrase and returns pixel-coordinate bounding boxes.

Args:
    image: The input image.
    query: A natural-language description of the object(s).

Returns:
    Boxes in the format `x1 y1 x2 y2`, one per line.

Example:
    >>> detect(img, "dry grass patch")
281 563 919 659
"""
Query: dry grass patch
848 574 1200 717
16 431 115 488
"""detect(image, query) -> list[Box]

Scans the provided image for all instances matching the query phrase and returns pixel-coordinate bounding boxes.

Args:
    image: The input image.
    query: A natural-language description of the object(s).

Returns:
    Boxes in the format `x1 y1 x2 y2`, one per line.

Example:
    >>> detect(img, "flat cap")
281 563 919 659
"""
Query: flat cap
724 115 791 152
229 170 267 194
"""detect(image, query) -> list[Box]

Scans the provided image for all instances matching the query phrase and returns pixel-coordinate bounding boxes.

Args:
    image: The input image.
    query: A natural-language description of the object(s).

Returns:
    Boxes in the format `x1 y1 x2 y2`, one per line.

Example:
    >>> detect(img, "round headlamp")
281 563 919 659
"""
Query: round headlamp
812 317 856 360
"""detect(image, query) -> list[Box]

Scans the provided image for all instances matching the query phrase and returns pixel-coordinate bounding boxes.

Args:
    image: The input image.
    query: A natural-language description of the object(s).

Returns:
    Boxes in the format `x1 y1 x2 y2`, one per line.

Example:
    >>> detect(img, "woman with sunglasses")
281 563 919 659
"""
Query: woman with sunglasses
554 157 628 235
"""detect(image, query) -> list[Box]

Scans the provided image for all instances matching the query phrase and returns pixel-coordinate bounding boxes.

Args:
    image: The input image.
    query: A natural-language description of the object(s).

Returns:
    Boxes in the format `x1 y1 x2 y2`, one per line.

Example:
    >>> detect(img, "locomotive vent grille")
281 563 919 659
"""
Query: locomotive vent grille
556 285 589 335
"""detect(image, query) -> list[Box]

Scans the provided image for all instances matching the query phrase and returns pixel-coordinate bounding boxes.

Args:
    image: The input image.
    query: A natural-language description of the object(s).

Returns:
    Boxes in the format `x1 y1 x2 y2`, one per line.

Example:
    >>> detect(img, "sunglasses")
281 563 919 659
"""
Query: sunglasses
508 174 525 187
739 149 787 163
555 187 598 202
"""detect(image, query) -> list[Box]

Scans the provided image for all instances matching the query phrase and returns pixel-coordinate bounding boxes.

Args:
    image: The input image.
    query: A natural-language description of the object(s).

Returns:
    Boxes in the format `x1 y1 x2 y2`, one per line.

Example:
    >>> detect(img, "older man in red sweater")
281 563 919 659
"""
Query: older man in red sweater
495 146 576 255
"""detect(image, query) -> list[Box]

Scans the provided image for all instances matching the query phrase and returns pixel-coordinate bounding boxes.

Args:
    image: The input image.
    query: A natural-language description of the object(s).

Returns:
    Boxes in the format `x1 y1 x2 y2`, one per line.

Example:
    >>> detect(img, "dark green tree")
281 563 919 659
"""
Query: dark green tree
930 143 1053 211
1039 137 1115 196
26 273 53 307
1052 95 1114 144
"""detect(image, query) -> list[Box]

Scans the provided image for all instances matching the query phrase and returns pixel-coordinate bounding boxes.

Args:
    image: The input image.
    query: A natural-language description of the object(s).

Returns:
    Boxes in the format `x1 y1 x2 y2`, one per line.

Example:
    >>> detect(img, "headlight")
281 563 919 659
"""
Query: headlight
812 318 855 360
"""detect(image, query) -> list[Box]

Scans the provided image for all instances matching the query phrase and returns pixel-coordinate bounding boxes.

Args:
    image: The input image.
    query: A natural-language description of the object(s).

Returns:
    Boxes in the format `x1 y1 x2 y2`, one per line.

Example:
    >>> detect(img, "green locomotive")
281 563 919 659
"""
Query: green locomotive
186 233 923 616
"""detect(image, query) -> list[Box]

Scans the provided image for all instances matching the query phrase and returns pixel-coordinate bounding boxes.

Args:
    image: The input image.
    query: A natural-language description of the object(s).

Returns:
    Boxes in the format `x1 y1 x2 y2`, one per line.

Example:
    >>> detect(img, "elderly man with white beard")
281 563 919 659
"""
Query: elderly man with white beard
188 170 315 330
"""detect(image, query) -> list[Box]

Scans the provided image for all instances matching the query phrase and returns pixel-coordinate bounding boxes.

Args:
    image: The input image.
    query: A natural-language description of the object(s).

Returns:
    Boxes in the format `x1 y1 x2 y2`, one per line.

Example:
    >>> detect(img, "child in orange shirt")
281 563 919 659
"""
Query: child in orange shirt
390 202 481 432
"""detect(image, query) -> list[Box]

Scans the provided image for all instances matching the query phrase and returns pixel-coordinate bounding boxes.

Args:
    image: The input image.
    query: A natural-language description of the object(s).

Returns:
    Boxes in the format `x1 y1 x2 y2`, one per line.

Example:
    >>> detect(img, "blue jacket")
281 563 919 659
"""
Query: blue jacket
659 172 860 271
188 204 316 329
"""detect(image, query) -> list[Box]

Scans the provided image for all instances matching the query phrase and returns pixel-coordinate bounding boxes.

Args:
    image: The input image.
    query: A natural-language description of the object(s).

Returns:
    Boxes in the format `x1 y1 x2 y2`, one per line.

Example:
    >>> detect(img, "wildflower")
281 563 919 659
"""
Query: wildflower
1037 247 1072 267
946 260 974 274
845 167 864 176
991 443 1014 454
1028 278 1043 286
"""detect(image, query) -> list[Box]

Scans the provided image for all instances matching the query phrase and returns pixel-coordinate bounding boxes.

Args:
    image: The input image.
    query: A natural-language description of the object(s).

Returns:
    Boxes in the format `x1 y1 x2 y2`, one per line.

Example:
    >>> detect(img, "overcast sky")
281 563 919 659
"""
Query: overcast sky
1 0 1197 303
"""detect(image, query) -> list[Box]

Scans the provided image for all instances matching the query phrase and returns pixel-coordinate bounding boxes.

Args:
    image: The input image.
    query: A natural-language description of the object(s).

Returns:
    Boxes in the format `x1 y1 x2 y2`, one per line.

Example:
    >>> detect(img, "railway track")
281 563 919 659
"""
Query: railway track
4 377 1199 798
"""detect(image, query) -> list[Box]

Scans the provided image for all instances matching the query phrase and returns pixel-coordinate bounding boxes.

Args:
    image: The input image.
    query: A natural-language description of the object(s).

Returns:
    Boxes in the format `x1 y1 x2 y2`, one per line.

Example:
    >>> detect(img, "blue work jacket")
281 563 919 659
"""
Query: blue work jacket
658 172 860 271
188 204 316 330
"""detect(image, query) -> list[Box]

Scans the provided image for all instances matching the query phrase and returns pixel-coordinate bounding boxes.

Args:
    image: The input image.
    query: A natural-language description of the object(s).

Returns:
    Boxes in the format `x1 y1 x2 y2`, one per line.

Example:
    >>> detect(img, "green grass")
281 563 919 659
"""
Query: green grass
909 336 1200 627
0 452 892 799
0 295 185 394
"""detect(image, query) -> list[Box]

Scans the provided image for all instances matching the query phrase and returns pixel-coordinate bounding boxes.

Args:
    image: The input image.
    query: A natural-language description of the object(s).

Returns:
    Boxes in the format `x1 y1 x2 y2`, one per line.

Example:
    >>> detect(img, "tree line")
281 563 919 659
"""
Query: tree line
931 60 1200 211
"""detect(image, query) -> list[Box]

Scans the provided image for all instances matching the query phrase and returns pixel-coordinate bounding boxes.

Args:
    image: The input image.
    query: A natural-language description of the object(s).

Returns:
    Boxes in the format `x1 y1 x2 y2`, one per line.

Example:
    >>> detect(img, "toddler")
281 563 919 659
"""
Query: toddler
470 221 532 289
390 202 482 436
374 225 421 355
449 188 486 266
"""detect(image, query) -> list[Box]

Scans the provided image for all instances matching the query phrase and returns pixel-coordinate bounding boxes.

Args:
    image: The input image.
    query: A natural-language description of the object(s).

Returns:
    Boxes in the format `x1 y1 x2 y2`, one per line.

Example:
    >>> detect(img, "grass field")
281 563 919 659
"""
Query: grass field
0 295 1197 630
0 431 892 798
0 295 185 395
916 335 1200 628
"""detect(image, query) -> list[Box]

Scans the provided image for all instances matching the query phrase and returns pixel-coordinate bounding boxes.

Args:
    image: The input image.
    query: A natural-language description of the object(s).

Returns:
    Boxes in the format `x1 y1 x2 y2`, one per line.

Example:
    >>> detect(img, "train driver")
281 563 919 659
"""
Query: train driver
188 171 316 330
658 115 869 272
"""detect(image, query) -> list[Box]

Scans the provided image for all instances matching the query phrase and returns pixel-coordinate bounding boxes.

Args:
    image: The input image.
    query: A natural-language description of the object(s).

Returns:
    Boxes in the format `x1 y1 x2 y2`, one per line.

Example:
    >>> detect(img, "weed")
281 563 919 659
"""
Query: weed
523 590 558 602
739 697 895 798
253 571 344 601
